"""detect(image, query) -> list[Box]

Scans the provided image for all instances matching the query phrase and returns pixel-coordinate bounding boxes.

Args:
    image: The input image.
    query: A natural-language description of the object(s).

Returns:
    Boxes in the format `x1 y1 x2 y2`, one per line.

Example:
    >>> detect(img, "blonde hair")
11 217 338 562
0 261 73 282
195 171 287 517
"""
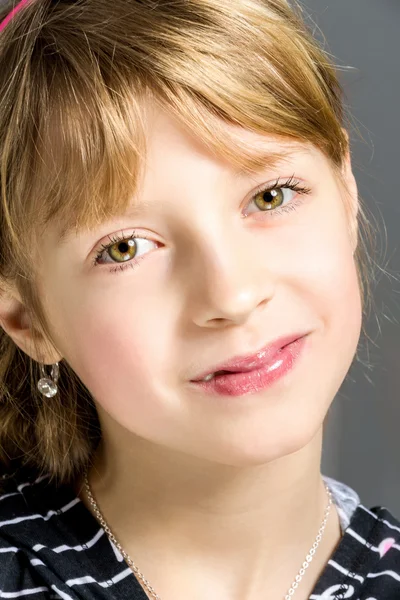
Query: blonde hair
0 0 371 483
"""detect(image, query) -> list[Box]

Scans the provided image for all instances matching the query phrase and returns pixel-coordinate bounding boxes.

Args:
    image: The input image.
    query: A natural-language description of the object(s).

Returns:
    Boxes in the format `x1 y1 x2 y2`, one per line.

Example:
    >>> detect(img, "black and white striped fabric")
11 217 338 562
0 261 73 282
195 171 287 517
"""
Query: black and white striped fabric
1 469 400 599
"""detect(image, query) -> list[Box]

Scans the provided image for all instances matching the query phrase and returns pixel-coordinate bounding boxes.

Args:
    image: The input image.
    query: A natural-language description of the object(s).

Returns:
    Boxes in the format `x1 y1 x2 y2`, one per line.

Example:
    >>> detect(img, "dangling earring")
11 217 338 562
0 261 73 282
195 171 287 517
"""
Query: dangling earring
37 362 60 398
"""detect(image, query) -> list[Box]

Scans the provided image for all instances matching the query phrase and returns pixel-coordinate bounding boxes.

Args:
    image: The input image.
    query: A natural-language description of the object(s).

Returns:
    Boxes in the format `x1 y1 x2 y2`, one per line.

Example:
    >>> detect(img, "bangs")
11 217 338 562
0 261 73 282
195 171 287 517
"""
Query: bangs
0 0 347 264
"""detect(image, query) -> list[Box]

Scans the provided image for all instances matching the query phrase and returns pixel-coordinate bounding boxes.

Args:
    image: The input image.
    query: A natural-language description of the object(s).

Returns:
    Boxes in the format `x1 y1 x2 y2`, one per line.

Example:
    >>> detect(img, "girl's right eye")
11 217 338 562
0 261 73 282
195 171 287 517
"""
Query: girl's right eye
93 232 158 272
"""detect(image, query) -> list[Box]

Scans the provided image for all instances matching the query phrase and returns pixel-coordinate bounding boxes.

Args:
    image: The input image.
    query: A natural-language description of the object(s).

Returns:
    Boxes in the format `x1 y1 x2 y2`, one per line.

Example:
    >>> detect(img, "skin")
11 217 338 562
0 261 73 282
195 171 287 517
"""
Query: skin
0 104 361 600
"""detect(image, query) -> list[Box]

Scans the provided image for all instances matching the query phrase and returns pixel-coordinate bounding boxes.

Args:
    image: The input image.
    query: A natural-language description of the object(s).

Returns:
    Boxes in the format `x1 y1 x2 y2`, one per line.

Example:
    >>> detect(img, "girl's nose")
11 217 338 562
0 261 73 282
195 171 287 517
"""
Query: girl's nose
186 236 276 329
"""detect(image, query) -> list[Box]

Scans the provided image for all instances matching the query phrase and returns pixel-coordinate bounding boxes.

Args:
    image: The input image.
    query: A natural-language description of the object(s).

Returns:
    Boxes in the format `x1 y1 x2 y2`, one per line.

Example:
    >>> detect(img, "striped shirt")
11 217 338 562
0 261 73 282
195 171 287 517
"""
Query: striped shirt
1 470 400 599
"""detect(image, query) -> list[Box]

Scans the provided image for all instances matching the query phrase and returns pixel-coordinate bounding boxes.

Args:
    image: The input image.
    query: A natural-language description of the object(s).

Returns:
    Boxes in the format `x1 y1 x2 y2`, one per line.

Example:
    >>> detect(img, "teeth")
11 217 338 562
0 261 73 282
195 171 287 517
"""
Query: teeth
201 370 231 382
202 373 215 382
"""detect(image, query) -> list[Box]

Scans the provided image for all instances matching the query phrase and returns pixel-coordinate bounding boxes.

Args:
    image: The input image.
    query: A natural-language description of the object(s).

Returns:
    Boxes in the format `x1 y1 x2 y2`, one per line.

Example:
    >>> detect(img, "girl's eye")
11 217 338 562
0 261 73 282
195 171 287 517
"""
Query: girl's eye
253 187 294 211
93 233 158 270
245 178 311 216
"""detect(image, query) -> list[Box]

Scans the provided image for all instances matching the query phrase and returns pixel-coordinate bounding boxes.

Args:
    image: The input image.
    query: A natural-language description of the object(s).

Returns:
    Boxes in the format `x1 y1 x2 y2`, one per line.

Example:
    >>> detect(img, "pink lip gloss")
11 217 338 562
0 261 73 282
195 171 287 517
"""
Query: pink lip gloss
191 336 306 397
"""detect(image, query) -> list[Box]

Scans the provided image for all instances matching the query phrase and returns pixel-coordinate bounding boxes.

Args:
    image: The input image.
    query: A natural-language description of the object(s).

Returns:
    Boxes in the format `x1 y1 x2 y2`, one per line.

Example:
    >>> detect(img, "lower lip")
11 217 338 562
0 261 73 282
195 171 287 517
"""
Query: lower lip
191 336 307 397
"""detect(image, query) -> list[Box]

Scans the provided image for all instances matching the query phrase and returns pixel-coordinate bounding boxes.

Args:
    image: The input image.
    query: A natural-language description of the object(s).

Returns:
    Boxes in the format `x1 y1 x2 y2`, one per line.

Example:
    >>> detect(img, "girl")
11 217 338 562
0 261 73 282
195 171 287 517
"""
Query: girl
0 0 398 599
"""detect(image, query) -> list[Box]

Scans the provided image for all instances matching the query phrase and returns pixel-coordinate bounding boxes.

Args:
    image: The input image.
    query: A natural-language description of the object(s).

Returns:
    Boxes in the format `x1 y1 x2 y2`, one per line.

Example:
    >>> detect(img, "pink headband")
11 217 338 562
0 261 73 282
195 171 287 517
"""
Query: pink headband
0 0 32 33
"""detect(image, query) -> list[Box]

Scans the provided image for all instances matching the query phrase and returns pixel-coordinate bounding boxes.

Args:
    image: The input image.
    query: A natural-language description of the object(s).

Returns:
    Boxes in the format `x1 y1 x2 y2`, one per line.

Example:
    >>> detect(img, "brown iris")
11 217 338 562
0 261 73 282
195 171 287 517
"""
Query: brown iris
254 188 284 211
108 239 137 262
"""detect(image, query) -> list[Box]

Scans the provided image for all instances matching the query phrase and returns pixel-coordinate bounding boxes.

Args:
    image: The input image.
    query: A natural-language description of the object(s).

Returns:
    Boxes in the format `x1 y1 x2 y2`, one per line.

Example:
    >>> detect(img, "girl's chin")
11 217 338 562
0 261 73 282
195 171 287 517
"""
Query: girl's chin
182 434 322 469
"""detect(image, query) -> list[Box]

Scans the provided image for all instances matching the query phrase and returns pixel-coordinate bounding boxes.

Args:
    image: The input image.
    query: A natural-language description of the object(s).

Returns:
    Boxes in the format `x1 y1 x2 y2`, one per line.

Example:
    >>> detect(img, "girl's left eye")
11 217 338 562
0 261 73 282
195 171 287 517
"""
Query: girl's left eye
245 179 311 216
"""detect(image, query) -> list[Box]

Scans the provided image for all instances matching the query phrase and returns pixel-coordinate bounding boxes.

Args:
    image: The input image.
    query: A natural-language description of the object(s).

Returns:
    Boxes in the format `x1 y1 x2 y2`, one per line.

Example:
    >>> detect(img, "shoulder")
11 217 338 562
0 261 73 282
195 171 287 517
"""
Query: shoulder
0 470 140 599
0 469 83 598
355 504 400 593
0 467 86 549
353 503 400 562
334 503 400 598
0 469 82 538
315 477 400 598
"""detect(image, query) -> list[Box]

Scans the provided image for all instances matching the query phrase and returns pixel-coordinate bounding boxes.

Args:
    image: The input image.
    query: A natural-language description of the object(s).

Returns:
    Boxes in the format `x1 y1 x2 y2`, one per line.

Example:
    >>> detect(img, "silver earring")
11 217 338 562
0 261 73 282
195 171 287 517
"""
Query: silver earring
37 362 60 398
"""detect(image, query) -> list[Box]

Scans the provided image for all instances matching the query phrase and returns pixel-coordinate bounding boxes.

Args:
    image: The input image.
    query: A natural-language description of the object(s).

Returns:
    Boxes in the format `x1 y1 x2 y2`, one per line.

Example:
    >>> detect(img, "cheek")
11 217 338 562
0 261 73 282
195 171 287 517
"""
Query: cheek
298 229 359 312
287 197 362 360
44 285 176 421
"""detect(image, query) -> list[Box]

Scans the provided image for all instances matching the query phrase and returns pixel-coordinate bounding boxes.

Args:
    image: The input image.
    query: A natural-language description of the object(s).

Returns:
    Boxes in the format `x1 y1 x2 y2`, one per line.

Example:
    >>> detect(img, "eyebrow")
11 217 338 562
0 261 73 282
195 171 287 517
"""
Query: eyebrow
57 198 152 248
235 148 309 176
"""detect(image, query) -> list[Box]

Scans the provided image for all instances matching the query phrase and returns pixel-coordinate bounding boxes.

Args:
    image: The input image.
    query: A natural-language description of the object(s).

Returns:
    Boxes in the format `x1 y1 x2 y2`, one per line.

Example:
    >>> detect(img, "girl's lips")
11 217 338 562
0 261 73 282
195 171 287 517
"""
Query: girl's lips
191 332 308 382
190 335 308 397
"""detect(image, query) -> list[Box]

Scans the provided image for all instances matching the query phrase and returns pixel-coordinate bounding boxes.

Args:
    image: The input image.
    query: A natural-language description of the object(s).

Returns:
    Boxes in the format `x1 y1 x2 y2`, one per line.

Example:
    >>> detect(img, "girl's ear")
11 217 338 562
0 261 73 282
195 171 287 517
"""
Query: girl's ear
341 129 359 252
0 286 62 364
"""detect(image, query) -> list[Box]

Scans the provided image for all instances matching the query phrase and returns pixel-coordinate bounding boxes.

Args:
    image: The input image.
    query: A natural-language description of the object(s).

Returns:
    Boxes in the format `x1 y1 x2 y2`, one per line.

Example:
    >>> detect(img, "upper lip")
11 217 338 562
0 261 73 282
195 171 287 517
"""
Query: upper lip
191 332 308 381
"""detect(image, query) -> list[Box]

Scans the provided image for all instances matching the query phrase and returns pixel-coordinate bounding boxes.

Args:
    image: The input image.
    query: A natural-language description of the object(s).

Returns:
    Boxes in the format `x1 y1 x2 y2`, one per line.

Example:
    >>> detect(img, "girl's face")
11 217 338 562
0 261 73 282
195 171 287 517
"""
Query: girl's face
39 106 361 466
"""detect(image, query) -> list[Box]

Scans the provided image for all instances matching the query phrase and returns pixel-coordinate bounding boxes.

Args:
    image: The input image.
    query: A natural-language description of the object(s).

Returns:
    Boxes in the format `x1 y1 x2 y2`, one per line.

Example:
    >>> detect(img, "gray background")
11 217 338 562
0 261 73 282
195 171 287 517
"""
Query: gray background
300 0 400 513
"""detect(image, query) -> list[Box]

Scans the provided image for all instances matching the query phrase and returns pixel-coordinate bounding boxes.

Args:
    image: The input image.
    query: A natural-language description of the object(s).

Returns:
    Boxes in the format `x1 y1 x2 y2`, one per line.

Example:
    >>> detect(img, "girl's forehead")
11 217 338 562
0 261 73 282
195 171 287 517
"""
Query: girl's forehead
131 107 319 203
145 103 314 156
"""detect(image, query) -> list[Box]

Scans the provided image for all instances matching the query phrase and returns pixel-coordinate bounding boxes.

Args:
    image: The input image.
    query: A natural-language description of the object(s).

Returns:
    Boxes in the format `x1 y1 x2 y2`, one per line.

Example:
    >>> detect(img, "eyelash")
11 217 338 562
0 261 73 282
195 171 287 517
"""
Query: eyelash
92 232 146 274
247 175 311 218
93 176 312 275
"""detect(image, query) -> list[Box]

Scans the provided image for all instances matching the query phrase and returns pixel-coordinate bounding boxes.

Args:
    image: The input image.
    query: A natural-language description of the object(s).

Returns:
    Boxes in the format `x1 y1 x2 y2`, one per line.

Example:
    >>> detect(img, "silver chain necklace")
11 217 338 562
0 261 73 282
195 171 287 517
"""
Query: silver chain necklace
83 473 332 600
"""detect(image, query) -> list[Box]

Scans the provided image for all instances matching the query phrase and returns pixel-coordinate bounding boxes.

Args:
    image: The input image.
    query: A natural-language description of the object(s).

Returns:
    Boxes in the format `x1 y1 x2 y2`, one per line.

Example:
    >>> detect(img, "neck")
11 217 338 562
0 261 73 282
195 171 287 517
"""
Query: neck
80 428 340 600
